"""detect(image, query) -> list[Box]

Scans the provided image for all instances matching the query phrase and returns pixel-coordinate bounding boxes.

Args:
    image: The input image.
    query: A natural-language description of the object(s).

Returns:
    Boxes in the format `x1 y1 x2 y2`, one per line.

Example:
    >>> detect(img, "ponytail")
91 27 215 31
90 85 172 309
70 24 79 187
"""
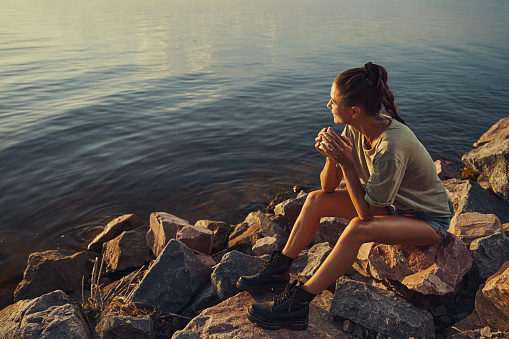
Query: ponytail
335 62 408 126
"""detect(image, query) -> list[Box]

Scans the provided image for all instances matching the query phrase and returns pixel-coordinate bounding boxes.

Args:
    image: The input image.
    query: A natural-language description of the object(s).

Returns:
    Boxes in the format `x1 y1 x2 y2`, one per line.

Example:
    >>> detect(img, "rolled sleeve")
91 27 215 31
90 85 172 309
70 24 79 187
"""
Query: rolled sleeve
364 159 405 207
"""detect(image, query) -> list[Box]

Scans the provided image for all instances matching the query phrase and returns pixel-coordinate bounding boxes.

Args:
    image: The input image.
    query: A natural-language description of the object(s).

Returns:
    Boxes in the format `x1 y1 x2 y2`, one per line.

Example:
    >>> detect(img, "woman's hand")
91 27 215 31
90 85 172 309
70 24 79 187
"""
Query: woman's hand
315 127 353 167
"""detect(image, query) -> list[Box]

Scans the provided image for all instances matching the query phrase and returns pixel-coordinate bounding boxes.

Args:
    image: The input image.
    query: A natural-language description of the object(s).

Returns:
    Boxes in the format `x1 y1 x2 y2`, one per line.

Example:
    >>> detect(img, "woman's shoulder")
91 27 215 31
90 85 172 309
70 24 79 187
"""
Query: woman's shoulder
377 117 421 159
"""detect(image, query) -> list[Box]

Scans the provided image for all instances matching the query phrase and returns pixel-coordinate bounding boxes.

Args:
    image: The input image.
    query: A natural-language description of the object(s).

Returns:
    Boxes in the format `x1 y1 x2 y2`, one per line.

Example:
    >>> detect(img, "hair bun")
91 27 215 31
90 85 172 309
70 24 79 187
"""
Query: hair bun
363 62 377 80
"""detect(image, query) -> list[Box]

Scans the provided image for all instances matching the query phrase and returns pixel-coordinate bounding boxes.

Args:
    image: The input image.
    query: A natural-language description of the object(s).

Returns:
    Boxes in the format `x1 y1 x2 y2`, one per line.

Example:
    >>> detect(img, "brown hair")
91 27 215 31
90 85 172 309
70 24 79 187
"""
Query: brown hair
334 62 406 125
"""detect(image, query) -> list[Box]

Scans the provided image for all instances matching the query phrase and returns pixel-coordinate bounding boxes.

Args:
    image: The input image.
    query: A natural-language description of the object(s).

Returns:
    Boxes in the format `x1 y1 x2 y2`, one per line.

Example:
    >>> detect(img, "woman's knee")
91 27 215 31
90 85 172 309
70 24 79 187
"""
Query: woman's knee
342 217 372 243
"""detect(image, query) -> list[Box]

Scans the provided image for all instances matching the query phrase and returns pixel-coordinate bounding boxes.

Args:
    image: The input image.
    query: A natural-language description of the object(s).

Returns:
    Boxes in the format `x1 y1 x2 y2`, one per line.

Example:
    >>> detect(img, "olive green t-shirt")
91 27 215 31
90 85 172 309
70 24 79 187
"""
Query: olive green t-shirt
342 117 452 218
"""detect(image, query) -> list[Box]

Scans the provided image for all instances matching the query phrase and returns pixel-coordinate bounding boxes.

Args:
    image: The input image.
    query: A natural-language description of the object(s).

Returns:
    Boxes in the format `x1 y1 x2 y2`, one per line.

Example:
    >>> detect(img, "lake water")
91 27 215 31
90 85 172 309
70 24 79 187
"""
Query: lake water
1 0 508 295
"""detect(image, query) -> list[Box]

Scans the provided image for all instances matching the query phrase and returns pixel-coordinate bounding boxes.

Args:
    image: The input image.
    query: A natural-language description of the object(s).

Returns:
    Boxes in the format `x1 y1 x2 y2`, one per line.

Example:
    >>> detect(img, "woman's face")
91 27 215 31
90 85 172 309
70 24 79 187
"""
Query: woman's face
327 84 351 124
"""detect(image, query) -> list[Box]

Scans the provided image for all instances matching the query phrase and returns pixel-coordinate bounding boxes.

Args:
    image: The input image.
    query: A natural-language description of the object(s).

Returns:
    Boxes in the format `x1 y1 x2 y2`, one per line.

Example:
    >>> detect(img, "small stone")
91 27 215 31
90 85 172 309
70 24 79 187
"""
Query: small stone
343 319 354 333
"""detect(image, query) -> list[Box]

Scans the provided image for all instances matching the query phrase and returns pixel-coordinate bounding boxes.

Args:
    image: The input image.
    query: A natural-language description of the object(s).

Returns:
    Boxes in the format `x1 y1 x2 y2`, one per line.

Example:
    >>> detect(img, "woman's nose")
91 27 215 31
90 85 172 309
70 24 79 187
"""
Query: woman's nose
327 100 332 108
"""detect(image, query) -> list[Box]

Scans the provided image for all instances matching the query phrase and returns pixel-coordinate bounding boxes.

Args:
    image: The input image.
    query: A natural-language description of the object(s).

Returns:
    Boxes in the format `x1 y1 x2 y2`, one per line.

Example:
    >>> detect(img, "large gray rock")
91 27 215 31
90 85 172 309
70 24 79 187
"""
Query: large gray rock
174 290 350 339
147 212 192 257
293 243 332 278
131 240 211 314
470 232 509 281
103 226 153 273
88 214 147 252
252 236 279 256
93 314 155 339
312 217 350 245
211 251 265 300
274 193 308 229
0 290 91 338
14 250 94 301
330 277 435 339
245 211 288 242
182 284 220 318
455 180 509 223
463 131 509 205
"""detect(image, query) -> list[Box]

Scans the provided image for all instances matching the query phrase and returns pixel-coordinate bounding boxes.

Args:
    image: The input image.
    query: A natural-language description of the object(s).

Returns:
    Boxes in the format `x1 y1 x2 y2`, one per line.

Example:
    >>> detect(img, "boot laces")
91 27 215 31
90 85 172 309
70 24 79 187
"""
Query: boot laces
272 280 298 309
260 251 281 273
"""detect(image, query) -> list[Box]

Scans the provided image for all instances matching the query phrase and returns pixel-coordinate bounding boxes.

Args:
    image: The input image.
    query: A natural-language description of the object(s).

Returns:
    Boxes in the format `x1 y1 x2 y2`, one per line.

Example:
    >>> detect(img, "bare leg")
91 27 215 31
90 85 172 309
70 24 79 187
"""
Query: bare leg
303 215 443 294
281 189 389 259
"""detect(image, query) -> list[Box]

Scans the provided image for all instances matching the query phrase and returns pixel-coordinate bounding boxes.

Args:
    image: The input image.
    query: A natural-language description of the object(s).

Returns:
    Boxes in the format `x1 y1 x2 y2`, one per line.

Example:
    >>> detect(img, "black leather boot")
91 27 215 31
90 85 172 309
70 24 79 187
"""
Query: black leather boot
236 251 293 293
246 280 316 330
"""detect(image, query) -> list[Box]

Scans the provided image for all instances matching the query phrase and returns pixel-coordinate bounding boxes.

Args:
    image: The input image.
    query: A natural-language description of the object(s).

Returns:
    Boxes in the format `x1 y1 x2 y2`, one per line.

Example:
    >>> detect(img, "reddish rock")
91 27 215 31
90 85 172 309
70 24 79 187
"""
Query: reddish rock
103 226 153 273
353 233 471 295
195 219 232 251
147 212 192 257
14 250 94 301
87 214 146 252
174 290 351 338
274 192 308 229
449 212 503 246
475 284 509 331
473 117 509 148
435 160 461 180
176 225 214 254
481 261 509 325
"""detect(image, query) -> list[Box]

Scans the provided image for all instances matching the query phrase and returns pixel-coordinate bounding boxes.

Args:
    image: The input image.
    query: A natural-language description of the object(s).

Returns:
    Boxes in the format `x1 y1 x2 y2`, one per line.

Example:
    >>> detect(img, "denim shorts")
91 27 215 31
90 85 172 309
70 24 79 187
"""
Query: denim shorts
387 206 451 237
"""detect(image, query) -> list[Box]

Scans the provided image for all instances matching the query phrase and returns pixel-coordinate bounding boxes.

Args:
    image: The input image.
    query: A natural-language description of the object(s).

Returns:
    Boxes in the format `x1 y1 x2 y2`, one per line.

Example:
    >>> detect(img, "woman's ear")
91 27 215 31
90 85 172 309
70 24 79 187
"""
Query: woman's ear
351 106 361 119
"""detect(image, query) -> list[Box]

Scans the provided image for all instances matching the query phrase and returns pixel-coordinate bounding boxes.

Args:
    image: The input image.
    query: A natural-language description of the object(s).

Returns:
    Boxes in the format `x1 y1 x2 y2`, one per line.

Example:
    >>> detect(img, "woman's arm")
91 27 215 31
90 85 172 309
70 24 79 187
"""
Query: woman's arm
321 129 378 220
315 128 343 192
320 158 343 192
341 162 378 220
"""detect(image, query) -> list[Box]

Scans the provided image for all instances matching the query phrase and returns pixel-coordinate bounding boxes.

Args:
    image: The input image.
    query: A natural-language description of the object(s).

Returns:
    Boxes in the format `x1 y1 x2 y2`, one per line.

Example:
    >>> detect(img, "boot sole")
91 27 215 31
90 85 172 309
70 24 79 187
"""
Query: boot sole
246 308 308 330
236 280 287 294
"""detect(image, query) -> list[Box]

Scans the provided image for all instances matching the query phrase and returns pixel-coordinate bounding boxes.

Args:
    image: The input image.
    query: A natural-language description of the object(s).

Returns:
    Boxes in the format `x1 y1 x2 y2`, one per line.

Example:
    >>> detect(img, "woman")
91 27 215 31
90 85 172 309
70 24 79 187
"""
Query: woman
236 62 454 330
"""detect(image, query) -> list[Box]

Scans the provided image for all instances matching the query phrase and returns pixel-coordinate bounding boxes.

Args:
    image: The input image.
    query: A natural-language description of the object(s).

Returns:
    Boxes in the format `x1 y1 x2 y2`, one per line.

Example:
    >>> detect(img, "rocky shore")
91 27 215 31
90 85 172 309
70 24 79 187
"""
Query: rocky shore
1 117 508 339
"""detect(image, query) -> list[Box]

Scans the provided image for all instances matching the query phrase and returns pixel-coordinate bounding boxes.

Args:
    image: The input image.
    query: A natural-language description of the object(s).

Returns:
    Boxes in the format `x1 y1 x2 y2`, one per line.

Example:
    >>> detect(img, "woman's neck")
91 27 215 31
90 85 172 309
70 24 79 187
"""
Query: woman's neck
355 115 390 148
